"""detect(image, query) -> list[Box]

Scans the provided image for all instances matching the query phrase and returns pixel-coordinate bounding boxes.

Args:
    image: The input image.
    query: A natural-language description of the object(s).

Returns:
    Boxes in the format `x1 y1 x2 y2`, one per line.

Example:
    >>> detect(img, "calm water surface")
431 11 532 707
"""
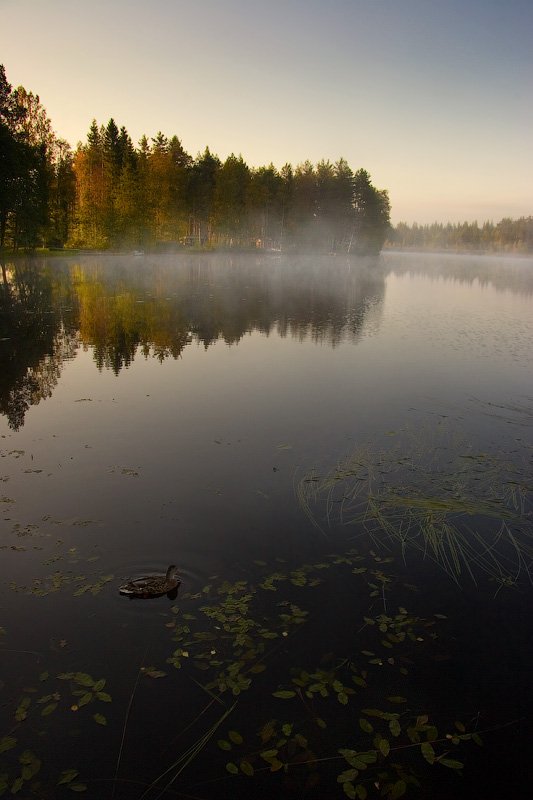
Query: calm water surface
1 252 532 799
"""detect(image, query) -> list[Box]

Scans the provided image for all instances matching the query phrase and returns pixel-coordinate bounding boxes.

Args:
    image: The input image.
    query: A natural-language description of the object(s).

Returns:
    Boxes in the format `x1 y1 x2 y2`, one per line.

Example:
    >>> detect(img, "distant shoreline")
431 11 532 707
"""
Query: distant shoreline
383 245 533 258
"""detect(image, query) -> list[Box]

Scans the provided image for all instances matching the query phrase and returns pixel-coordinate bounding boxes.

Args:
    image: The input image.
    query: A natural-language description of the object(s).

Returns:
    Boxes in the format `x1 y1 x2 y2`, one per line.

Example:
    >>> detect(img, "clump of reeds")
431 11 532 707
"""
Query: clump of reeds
297 421 533 587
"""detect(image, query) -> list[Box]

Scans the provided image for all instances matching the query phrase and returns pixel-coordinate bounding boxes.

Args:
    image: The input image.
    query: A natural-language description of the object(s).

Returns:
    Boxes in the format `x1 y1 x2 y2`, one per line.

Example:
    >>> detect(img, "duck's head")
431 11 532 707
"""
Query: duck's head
166 564 178 580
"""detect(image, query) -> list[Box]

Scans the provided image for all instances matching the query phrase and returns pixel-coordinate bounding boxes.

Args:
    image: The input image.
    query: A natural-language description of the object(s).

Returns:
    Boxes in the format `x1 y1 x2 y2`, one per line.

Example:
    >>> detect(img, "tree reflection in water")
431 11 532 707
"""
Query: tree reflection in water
0 259 78 430
0 254 386 428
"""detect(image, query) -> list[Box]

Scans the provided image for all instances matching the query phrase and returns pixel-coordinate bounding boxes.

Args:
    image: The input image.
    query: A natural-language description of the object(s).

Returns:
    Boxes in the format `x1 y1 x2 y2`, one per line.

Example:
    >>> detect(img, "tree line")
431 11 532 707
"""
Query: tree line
389 218 533 253
0 65 390 255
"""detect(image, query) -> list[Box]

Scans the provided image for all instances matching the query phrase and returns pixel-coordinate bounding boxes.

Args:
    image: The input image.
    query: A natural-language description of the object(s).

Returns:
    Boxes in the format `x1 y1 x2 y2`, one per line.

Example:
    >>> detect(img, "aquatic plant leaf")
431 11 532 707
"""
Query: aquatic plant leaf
225 762 238 774
0 736 16 754
438 758 463 770
343 782 356 799
10 777 23 794
421 742 435 764
337 769 358 783
272 690 296 699
228 731 243 745
355 786 368 800
15 697 31 721
93 679 105 692
425 725 438 742
390 780 407 799
57 770 79 785
78 693 92 707
74 673 94 687
389 718 401 737
378 738 390 757
217 740 231 751
260 749 278 761
359 719 373 734
41 703 58 716
93 713 107 725
96 691 112 701
240 760 254 776
69 783 87 792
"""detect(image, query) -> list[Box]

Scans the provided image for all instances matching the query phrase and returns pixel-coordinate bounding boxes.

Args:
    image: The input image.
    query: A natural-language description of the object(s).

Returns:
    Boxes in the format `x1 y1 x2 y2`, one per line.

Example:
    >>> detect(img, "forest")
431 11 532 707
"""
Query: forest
390 218 533 253
2 64 530 256
0 65 390 255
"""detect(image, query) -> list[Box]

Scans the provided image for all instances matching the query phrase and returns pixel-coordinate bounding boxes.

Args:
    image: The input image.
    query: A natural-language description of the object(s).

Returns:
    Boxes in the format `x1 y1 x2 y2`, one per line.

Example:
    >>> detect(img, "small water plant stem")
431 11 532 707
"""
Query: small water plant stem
112 647 149 799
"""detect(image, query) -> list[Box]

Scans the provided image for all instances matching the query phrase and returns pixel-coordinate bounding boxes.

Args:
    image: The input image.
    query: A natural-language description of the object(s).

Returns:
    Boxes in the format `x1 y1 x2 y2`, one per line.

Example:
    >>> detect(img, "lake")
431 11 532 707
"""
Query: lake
1 251 532 799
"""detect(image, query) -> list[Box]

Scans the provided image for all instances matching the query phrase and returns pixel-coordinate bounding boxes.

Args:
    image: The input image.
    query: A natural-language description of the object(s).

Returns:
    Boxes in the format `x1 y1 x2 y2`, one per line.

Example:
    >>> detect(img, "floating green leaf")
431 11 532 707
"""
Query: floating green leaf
390 780 407 799
57 769 79 786
0 736 16 754
378 738 390 757
389 718 401 737
74 673 94 687
78 693 92 707
439 757 464 770
217 739 231 751
421 741 435 764
337 769 358 784
260 749 279 761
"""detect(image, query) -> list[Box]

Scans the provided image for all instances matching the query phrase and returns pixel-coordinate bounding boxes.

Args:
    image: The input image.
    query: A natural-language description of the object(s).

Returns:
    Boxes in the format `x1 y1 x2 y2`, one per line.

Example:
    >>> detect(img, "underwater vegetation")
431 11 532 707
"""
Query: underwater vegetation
297 414 533 591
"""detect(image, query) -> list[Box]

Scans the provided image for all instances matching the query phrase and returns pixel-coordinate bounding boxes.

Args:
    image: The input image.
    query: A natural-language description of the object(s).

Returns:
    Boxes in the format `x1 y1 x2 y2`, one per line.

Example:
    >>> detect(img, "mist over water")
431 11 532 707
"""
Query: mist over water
1 251 532 799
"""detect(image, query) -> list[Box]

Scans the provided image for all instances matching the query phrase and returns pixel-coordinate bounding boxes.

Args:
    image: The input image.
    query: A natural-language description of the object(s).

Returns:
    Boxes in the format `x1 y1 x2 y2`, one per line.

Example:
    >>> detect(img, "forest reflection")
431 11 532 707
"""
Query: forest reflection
383 251 533 295
0 260 78 430
0 255 385 428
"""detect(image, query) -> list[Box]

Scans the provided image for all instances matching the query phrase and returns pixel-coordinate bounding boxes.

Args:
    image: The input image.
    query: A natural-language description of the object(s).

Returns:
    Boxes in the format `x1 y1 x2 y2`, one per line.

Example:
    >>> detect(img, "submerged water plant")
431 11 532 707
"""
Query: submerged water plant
297 420 533 587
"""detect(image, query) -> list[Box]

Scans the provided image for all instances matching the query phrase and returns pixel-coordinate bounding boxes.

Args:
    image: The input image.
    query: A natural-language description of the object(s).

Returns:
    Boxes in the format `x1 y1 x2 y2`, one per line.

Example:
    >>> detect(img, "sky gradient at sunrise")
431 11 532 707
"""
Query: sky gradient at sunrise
1 0 531 223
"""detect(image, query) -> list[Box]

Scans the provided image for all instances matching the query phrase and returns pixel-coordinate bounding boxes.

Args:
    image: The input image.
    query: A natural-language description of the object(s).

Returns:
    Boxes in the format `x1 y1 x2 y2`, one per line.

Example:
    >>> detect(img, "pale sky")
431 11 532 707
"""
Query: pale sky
1 0 532 224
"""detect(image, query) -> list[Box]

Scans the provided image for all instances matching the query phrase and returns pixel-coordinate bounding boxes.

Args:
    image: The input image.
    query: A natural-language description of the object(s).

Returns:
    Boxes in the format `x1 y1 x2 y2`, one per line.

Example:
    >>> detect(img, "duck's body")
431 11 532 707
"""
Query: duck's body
119 565 180 598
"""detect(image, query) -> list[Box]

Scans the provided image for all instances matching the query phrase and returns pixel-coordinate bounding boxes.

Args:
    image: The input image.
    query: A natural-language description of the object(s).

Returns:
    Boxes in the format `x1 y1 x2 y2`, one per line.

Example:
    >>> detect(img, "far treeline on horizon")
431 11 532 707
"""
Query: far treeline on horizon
1 65 532 257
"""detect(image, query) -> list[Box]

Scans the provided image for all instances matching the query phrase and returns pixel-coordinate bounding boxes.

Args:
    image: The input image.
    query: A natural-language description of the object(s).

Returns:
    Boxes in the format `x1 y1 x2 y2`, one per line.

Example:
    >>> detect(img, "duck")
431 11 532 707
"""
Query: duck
119 565 180 598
